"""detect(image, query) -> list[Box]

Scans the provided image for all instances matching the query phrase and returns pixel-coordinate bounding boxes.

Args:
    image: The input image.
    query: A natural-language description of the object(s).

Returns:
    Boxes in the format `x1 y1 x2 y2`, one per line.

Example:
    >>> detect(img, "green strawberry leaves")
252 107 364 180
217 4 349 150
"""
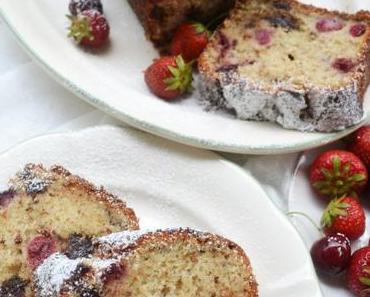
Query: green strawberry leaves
313 156 366 198
164 56 193 93
67 15 93 43
321 197 350 228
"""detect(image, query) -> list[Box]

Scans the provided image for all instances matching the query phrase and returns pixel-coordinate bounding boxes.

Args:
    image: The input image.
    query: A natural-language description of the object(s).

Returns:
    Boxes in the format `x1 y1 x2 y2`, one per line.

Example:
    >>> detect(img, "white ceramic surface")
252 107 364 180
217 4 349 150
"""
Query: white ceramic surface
289 143 370 296
0 126 322 297
0 0 369 154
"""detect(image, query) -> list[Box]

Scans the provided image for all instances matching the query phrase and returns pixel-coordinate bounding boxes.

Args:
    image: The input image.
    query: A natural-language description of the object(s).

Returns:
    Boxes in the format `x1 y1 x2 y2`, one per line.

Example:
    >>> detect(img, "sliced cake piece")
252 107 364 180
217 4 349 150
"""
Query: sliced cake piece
128 0 235 49
0 164 139 297
198 0 370 132
34 228 258 297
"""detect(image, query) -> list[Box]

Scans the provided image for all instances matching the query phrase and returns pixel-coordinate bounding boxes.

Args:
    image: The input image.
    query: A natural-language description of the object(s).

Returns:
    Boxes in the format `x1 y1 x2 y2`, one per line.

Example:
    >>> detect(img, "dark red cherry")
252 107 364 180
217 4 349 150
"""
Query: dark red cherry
311 233 351 276
350 23 367 37
27 235 56 269
332 58 355 73
316 18 344 32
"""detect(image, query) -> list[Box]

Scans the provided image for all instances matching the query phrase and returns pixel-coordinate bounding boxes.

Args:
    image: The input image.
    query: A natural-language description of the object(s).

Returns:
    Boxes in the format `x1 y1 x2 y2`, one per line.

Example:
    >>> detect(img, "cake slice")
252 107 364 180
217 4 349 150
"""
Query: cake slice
198 0 370 132
0 164 139 297
34 228 258 297
128 0 235 49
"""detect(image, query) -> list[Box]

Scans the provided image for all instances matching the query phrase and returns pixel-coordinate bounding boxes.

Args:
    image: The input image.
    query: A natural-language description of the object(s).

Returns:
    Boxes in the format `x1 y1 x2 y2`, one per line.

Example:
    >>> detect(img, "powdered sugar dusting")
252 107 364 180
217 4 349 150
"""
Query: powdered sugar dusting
10 164 54 195
95 230 148 248
35 253 81 297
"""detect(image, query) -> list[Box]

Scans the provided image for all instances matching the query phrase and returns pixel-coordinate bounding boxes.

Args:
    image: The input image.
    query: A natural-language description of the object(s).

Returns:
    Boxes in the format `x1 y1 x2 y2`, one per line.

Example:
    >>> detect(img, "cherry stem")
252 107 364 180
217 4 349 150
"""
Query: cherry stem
287 211 323 235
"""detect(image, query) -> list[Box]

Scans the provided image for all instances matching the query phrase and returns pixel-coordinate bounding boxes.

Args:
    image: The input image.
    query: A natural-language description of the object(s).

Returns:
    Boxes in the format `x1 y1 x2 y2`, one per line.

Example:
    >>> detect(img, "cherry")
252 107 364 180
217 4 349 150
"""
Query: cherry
311 233 351 276
316 18 344 32
332 58 355 73
255 29 272 45
27 235 57 269
350 23 367 37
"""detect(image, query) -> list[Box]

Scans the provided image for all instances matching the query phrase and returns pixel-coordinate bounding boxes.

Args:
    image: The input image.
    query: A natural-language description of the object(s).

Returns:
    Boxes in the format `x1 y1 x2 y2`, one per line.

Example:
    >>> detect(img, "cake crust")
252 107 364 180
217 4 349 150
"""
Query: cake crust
198 0 370 132
35 229 258 297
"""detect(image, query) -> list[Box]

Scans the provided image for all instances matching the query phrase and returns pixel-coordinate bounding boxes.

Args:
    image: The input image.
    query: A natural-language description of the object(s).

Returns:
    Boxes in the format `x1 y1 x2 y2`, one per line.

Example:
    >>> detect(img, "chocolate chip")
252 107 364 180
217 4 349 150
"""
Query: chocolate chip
65 234 93 259
266 14 299 30
216 64 239 72
0 276 27 297
79 287 100 297
14 234 22 245
273 1 291 10
288 54 295 61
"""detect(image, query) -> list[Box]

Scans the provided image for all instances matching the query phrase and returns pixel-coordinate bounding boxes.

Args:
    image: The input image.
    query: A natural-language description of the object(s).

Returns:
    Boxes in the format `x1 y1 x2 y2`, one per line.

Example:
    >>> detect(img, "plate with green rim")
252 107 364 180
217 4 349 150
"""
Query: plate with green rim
0 125 322 297
0 0 369 154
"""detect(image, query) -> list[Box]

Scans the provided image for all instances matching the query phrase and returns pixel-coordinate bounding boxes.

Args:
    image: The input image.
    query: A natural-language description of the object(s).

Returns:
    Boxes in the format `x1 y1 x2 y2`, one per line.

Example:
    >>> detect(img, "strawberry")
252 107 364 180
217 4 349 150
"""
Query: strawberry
144 55 193 100
170 22 209 62
348 126 370 168
347 247 370 296
321 196 366 240
67 9 109 48
310 150 368 199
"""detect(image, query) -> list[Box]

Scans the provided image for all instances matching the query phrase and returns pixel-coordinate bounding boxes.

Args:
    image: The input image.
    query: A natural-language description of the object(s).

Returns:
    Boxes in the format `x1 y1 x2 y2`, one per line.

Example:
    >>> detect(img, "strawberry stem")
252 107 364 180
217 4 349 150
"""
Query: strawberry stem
287 211 323 235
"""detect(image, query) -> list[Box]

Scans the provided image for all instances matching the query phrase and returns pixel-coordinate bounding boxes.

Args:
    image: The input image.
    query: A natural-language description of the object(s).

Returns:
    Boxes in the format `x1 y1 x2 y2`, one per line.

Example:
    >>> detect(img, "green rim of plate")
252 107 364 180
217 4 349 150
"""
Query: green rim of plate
0 5 366 154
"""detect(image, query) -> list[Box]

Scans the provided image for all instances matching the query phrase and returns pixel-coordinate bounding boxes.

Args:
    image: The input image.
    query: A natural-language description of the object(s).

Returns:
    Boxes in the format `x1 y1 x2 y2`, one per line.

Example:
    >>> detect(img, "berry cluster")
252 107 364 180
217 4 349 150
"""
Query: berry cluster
145 22 210 101
306 126 370 296
315 18 366 74
67 0 110 48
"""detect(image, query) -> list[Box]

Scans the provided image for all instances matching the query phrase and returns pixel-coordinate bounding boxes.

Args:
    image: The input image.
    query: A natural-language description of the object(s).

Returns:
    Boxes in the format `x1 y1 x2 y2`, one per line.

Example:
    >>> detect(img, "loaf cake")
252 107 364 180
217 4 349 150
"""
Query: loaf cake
0 164 139 297
34 228 258 297
128 0 235 49
198 0 370 132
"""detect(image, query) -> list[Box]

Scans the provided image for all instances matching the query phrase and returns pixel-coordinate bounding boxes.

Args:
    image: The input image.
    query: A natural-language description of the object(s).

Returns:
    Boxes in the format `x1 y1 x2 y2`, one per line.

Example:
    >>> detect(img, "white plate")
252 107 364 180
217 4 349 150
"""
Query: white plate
289 143 370 296
0 125 322 297
0 0 369 154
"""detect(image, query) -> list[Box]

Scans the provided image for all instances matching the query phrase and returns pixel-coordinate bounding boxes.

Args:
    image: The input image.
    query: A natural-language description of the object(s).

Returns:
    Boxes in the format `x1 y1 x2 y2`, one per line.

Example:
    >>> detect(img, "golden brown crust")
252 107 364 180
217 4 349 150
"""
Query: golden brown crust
96 228 258 297
12 163 139 230
49 165 139 230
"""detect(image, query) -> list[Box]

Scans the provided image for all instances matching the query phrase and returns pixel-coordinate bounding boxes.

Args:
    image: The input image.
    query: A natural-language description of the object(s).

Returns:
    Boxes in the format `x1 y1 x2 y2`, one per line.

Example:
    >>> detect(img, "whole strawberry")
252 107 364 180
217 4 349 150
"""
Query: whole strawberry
69 0 103 16
144 55 193 100
171 22 209 62
321 196 366 240
67 9 110 48
348 126 370 168
310 150 368 199
347 247 370 296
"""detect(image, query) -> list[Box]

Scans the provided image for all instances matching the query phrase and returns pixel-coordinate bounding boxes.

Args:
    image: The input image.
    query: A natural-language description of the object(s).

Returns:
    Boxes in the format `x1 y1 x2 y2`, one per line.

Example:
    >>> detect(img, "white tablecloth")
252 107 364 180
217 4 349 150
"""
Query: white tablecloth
0 19 299 212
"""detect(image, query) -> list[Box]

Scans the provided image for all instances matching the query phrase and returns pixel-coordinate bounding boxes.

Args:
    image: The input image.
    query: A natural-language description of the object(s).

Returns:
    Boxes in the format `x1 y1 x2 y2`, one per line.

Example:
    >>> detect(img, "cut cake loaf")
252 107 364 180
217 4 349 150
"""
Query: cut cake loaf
34 228 258 297
128 0 236 49
0 164 139 297
198 0 370 132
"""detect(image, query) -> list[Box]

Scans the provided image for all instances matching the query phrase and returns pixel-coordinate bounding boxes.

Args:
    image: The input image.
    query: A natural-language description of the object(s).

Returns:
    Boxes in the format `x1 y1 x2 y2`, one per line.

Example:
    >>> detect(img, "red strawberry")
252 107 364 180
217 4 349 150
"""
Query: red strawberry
27 235 57 269
144 55 193 100
349 126 370 167
321 196 366 240
347 247 370 296
67 9 109 48
171 22 209 62
310 150 368 199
